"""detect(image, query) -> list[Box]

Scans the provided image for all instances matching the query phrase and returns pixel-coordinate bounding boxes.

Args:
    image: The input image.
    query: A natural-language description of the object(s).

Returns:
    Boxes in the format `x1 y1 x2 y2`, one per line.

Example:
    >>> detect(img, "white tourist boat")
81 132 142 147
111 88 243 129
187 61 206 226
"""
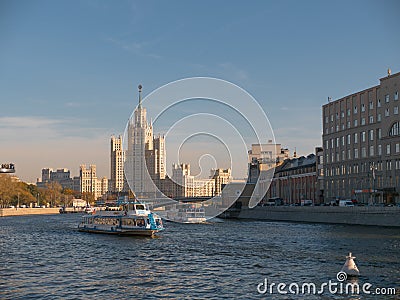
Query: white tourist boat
78 202 164 237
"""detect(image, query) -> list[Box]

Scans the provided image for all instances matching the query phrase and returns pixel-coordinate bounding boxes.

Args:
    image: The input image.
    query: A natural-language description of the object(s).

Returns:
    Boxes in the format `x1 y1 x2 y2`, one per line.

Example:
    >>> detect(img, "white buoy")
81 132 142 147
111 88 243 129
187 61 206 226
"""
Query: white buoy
341 252 360 277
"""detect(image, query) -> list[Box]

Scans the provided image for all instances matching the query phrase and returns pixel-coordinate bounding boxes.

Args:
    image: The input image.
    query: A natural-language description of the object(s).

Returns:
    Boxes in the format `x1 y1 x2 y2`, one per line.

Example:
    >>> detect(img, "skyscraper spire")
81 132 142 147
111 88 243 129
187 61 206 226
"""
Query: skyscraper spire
138 84 143 108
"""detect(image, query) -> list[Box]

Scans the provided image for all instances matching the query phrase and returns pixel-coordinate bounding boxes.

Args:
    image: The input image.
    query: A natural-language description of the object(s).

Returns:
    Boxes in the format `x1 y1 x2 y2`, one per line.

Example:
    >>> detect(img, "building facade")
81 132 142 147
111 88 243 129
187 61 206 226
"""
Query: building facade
37 168 80 191
322 70 400 204
80 164 108 200
211 168 232 196
266 154 317 204
126 85 155 198
110 135 125 193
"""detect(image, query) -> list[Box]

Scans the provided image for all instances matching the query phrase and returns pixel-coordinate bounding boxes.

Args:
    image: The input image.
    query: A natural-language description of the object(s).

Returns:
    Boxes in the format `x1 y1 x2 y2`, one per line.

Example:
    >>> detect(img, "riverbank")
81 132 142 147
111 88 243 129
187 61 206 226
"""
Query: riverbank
224 206 400 227
0 208 60 217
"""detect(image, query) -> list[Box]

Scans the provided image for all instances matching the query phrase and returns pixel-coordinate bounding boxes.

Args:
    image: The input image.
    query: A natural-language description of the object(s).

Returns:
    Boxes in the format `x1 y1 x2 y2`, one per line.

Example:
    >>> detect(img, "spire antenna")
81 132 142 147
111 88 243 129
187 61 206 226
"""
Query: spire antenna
138 84 143 108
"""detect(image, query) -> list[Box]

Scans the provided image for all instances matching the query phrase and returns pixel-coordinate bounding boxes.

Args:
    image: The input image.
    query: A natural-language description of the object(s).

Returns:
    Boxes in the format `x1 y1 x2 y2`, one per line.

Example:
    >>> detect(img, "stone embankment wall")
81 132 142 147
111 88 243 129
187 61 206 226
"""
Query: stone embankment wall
0 208 60 217
237 206 400 227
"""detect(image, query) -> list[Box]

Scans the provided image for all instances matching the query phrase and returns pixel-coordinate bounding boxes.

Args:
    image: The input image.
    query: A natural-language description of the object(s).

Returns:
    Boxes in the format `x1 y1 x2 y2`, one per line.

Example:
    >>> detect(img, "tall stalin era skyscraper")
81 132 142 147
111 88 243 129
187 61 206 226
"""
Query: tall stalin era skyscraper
126 85 166 198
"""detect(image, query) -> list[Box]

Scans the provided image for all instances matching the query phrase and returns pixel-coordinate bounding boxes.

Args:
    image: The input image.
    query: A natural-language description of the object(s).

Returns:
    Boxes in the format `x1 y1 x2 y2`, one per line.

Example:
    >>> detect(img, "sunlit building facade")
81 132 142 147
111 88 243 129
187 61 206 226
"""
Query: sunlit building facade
322 70 400 204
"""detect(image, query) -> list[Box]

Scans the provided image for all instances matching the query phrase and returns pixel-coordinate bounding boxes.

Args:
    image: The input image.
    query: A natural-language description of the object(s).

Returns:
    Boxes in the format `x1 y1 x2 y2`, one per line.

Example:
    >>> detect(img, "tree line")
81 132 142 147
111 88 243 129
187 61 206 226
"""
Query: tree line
0 174 91 208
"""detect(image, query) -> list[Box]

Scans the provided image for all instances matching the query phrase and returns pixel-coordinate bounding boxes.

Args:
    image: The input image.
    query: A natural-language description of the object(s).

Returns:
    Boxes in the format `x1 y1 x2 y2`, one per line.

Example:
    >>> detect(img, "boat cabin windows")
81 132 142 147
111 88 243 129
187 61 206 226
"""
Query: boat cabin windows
122 203 147 211
93 217 119 226
135 204 145 210
121 217 147 227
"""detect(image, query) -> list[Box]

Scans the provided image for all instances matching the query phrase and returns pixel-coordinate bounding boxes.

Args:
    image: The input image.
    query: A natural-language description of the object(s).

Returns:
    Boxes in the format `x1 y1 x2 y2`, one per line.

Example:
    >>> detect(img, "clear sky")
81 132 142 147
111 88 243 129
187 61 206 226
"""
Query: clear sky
1 0 399 183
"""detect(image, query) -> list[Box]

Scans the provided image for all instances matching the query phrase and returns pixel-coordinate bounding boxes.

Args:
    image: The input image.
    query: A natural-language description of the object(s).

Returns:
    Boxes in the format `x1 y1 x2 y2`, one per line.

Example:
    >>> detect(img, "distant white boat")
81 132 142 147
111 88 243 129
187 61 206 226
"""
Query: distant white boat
166 204 207 223
341 252 360 277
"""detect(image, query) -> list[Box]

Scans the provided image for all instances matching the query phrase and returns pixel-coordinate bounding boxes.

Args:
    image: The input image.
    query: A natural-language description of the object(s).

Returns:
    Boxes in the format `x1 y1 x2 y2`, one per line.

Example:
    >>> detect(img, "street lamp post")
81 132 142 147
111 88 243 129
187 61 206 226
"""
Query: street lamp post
370 163 377 205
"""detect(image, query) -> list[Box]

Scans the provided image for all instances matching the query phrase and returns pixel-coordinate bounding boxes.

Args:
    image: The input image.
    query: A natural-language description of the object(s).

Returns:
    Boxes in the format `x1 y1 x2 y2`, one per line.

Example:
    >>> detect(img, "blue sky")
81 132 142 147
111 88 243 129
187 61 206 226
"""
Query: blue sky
1 0 399 182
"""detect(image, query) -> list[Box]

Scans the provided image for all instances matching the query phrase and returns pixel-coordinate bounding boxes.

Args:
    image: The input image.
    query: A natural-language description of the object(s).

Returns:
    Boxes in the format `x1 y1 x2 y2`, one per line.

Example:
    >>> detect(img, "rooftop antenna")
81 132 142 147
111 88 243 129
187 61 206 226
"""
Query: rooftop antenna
328 97 331 103
138 84 143 108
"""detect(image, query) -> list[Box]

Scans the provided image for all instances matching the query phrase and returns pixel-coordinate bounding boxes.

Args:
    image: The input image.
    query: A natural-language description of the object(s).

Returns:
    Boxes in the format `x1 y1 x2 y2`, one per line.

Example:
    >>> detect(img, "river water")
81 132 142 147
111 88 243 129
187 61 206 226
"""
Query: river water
0 214 399 299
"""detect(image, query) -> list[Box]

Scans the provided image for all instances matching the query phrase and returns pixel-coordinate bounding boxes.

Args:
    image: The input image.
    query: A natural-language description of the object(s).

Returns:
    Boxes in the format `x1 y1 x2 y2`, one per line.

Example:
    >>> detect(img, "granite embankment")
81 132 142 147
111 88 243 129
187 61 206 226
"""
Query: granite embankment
0 208 60 217
236 206 400 227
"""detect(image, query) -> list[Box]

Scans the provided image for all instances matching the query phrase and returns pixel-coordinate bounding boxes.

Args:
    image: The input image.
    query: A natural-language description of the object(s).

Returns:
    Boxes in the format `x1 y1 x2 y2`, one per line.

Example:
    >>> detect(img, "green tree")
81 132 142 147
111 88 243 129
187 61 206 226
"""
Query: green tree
45 182 62 207
0 174 13 207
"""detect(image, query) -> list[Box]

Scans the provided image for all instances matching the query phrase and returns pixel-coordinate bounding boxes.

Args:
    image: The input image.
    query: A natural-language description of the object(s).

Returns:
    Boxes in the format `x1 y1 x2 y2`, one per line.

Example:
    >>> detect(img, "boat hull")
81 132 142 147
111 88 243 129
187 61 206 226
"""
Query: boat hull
78 226 161 237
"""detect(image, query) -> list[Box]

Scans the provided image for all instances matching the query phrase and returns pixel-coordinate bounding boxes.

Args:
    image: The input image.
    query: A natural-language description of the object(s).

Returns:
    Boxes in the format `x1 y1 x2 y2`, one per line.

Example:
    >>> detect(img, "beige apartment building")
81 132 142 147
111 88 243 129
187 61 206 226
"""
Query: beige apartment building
110 135 125 193
80 164 108 200
322 70 400 204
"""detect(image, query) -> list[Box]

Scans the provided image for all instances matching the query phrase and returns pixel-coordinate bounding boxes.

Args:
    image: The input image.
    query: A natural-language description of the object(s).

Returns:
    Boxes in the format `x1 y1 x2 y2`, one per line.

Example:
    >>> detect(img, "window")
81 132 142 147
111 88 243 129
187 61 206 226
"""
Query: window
341 136 345 146
370 145 374 156
341 111 344 118
347 134 351 145
389 122 400 136
354 119 358 127
325 140 329 150
361 104 365 112
361 117 365 125
369 130 374 141
336 137 339 147
378 99 381 107
361 131 366 142
347 109 351 116
354 148 359 158
336 112 339 120
378 145 382 155
385 94 390 103
369 116 374 123
347 149 351 159
377 113 381 122
336 125 339 132
331 139 334 148
347 121 351 129
369 101 374 109
361 147 366 158
354 106 358 114
395 91 399 101
341 124 345 130
342 150 345 161
331 115 334 122
395 106 399 115
387 144 391 155
325 116 329 123
396 143 400 153
354 133 358 143
385 108 389 117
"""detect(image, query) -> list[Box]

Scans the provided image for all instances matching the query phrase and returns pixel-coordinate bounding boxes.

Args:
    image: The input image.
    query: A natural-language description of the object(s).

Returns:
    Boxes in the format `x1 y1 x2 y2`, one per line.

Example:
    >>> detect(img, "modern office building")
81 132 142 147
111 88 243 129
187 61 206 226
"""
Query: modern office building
322 70 400 204
110 135 125 193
